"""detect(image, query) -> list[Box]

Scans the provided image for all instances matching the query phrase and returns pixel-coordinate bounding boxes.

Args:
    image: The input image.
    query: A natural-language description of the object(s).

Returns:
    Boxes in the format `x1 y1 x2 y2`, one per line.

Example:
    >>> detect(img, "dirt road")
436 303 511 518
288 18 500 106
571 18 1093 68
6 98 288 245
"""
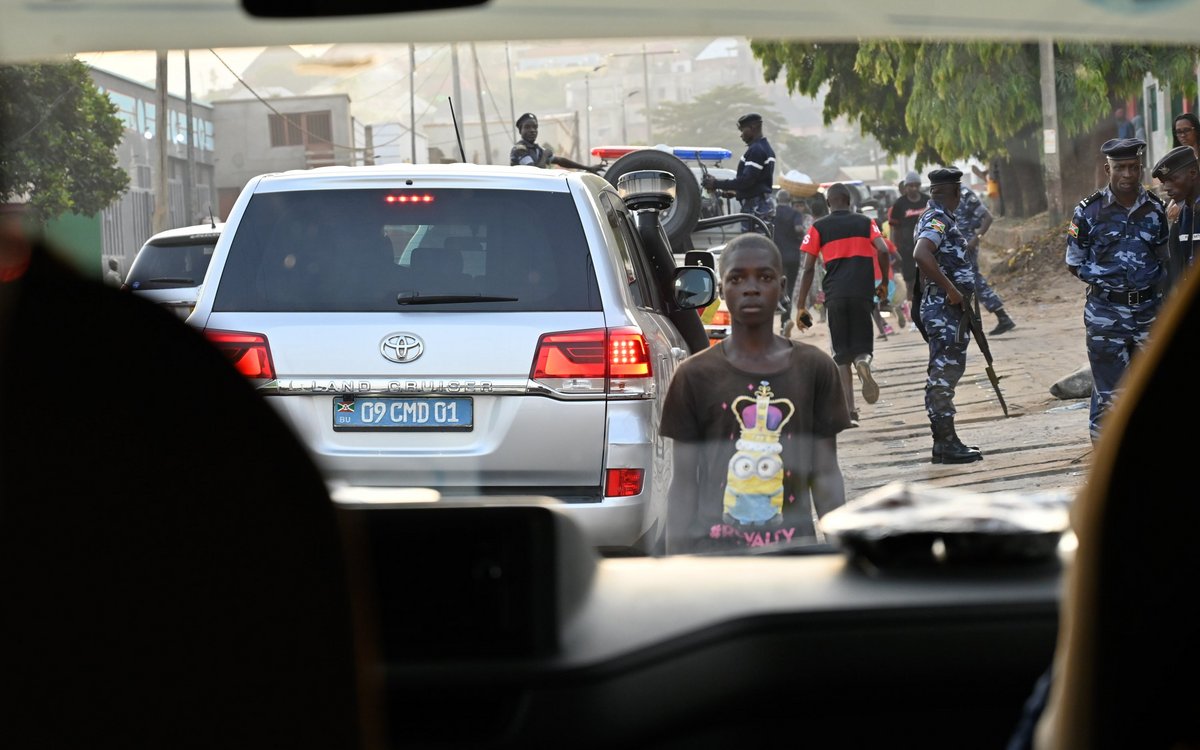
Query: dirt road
796 214 1096 501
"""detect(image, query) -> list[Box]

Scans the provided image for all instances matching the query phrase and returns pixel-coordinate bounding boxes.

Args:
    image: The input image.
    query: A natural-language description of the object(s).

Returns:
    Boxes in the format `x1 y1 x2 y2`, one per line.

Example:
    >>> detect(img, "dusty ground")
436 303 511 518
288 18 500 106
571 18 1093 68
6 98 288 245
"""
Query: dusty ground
792 212 1097 501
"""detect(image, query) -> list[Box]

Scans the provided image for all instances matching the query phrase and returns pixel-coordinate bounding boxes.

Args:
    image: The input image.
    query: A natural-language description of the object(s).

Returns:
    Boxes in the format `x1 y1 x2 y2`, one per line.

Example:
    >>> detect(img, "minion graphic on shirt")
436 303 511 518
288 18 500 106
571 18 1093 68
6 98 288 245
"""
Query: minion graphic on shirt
723 381 795 526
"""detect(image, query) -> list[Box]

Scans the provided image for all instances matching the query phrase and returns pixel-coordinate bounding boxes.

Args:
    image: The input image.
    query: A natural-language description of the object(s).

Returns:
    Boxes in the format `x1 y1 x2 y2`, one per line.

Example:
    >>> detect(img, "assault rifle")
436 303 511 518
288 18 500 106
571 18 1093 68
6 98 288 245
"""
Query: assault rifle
959 293 1009 416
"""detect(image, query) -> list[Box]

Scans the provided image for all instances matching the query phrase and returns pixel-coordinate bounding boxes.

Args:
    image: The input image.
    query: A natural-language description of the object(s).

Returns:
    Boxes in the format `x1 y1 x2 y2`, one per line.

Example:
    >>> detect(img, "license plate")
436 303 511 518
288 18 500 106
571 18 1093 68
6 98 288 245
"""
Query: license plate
332 397 473 432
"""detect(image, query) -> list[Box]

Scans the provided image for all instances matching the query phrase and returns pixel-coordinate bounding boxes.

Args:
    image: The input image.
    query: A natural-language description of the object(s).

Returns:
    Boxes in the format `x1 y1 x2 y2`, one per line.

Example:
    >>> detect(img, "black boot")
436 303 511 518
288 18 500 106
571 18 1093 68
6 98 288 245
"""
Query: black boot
931 417 983 464
988 308 1016 336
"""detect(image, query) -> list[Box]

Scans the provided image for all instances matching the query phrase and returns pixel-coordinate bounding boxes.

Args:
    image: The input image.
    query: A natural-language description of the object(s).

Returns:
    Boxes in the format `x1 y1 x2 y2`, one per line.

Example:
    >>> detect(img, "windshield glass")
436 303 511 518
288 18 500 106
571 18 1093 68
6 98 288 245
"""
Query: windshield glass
214 188 598 312
127 240 216 289
3 5 1197 558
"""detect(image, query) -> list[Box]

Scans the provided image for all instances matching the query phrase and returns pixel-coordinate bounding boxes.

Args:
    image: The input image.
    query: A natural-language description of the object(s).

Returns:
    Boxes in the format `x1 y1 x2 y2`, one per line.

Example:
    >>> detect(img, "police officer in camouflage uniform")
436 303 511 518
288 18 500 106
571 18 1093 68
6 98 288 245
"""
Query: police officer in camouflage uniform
702 113 776 234
1066 138 1169 443
509 113 603 172
956 184 1017 335
913 168 983 464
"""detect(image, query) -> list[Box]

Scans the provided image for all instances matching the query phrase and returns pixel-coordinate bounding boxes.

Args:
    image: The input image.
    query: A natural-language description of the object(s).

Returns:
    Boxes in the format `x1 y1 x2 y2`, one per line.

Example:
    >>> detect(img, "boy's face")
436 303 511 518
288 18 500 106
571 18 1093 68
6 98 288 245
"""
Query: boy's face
720 242 784 326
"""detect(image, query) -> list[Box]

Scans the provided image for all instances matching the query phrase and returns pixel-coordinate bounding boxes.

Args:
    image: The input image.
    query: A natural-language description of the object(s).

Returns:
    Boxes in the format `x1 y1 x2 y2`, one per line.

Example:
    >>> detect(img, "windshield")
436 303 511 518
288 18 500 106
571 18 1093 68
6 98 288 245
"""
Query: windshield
126 240 216 289
214 188 599 312
3 5 1197 559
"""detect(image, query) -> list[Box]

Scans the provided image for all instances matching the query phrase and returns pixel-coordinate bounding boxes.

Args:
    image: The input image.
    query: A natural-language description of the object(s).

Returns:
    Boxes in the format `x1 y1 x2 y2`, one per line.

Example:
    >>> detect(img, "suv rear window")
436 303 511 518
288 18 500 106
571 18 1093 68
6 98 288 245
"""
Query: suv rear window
126 238 217 290
213 188 601 313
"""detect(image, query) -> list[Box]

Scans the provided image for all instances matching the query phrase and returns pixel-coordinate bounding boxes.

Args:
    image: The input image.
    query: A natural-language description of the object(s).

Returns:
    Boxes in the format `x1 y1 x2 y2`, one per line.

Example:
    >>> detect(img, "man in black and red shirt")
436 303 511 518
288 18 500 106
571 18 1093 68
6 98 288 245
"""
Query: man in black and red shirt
887 171 929 313
791 183 890 427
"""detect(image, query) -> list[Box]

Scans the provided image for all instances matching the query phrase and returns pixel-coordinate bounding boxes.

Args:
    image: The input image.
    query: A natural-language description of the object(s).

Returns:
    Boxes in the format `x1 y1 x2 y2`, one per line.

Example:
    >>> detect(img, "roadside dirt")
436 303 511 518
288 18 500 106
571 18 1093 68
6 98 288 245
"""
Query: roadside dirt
791 212 1096 502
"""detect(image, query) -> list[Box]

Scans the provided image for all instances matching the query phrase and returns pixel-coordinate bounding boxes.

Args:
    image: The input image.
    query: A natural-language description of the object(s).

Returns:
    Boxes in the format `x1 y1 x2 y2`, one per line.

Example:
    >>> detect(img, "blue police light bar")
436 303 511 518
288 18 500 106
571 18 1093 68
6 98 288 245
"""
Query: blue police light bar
671 147 732 162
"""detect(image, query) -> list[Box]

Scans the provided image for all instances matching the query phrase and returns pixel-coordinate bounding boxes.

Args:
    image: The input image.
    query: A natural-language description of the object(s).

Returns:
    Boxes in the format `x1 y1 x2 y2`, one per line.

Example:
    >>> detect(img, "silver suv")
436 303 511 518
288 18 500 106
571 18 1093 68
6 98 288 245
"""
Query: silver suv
188 164 714 553
124 222 223 319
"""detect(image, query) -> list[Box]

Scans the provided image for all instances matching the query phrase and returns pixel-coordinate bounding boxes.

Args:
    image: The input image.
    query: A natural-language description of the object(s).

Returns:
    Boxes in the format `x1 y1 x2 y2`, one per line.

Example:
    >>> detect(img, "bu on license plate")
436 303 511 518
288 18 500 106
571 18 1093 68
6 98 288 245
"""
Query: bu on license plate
333 397 473 431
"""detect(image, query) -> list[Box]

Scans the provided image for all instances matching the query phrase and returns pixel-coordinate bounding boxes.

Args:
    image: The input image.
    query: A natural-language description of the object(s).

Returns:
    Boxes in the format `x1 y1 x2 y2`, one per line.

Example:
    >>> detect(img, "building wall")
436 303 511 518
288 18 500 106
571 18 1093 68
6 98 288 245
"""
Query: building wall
89 67 216 276
212 94 354 218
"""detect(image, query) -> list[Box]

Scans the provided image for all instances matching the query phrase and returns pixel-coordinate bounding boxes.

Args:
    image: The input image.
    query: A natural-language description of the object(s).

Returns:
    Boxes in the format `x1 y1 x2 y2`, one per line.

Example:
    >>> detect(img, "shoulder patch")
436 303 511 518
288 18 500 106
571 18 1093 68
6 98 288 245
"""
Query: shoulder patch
1076 191 1102 211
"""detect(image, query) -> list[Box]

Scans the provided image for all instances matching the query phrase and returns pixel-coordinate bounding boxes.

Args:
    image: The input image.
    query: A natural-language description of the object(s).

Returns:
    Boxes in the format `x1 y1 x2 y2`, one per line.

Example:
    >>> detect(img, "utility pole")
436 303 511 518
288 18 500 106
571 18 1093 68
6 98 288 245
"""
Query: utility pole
608 46 676 145
152 50 169 234
505 42 516 135
364 124 375 166
584 63 605 158
1039 39 1064 224
409 43 417 163
471 42 492 163
451 44 464 161
184 49 196 224
642 43 651 143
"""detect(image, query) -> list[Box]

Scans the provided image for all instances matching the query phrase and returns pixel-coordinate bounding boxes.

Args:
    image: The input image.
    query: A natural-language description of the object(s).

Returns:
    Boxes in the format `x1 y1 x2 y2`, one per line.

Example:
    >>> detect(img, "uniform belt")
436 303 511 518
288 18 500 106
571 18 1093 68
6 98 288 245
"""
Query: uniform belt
1089 285 1158 305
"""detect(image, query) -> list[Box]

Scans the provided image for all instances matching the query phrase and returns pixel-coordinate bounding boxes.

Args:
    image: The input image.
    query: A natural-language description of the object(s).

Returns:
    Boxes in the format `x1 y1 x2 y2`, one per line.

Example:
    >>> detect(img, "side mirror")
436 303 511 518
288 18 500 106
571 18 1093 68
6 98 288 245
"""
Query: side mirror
683 249 715 270
673 266 717 310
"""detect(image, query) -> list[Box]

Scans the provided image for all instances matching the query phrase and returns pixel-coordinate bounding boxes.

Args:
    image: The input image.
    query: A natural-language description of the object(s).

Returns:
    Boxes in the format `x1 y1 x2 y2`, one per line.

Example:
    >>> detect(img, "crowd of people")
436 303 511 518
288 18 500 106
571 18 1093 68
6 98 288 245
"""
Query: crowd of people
509 106 1200 553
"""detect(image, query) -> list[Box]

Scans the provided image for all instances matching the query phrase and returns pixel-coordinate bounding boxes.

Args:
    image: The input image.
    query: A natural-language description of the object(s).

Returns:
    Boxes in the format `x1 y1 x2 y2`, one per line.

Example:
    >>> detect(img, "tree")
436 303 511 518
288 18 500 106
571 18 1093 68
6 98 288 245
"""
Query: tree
750 41 1200 217
0 59 128 224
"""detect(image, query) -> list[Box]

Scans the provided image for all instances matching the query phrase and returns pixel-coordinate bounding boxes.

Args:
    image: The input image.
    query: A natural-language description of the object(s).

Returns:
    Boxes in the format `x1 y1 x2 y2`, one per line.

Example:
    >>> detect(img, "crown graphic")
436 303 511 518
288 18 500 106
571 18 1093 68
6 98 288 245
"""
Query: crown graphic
731 381 794 454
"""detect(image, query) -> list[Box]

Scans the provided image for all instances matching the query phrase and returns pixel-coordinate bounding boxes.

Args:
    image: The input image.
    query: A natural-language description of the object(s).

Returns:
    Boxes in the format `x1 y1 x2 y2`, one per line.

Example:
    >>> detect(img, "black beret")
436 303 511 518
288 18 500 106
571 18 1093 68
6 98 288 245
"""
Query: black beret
737 112 763 127
1101 137 1146 160
927 167 963 187
516 112 537 128
1151 145 1198 180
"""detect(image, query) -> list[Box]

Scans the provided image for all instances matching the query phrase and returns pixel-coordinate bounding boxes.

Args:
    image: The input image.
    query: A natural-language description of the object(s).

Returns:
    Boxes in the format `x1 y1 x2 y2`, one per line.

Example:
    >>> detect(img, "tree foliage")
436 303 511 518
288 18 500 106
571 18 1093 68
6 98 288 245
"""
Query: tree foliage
750 40 1199 167
0 59 128 223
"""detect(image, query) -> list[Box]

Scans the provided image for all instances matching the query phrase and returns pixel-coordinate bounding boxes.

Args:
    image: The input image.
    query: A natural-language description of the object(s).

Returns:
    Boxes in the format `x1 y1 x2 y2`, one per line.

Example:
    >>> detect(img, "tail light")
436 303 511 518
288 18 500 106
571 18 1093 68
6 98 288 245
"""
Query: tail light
710 309 731 326
530 326 652 397
605 468 644 497
205 329 276 380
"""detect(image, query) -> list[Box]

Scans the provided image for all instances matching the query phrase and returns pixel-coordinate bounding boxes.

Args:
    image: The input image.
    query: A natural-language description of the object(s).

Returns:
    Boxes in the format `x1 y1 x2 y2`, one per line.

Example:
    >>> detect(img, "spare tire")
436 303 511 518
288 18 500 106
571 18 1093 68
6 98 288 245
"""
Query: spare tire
604 149 702 251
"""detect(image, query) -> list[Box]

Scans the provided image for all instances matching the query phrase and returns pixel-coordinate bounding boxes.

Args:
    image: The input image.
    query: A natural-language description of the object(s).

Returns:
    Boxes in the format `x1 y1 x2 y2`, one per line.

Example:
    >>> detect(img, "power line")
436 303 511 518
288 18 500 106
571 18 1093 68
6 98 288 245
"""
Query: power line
209 48 368 153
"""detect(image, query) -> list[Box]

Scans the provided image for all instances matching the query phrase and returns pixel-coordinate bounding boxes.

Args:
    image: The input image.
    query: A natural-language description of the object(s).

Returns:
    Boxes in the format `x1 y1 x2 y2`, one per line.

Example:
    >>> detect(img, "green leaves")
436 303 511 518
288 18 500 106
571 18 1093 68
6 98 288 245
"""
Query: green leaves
751 39 1200 166
0 58 128 224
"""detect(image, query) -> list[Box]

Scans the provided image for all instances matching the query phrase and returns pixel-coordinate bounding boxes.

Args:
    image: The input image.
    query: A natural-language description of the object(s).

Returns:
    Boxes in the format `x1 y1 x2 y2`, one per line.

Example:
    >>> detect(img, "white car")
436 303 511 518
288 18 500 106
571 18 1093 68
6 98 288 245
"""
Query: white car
124 222 223 319
187 163 714 553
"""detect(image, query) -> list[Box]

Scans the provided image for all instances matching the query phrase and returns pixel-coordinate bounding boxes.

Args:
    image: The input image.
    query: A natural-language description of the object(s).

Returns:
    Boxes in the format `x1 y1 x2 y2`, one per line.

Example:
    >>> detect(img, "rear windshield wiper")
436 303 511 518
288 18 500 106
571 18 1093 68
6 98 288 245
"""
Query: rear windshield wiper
139 277 197 284
396 293 519 305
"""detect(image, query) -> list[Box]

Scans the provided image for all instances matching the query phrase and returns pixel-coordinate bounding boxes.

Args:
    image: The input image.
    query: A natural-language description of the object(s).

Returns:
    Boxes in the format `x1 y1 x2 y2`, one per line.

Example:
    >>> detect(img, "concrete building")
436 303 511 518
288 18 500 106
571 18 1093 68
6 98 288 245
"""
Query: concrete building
211 93 354 218
89 67 217 276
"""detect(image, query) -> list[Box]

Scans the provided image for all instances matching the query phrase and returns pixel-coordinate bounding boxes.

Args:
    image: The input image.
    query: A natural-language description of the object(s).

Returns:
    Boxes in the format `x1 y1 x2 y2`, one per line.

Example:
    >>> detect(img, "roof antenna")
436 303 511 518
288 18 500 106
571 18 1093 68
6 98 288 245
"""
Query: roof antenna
207 206 216 229
448 96 467 163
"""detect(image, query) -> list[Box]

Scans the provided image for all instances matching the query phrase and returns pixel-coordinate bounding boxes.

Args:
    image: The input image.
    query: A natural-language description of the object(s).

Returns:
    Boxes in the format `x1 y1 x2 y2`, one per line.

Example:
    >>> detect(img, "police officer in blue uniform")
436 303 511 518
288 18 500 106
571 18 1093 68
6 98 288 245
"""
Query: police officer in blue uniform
913 167 983 464
1065 137 1169 443
1151 145 1200 292
701 113 776 233
956 183 1017 335
509 113 602 172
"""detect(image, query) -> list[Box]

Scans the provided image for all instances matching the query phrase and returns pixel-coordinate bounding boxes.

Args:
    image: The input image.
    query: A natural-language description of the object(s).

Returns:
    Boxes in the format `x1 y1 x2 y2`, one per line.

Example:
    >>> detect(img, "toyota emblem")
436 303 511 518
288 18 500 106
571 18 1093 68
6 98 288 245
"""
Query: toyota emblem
380 332 424 363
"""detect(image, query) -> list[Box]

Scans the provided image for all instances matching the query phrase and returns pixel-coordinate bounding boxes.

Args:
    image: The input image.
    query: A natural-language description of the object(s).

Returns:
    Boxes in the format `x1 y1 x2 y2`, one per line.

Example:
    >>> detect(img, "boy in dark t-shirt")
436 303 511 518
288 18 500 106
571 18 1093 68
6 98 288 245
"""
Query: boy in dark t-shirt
660 233 850 554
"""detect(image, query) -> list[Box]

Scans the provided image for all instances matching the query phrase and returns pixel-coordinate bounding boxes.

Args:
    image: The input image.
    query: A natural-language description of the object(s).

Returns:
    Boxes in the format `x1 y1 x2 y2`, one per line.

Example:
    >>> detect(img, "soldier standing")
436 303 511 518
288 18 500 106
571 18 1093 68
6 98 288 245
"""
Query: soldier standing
913 168 983 464
955 184 1016 335
1151 145 1200 293
701 113 776 234
1065 138 1169 444
774 189 807 335
509 113 603 172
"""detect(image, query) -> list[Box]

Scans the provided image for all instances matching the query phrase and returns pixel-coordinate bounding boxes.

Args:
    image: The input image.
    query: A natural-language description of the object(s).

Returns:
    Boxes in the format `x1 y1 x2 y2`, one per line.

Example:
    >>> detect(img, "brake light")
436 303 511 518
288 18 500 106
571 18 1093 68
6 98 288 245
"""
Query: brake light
711 309 731 326
605 468 644 497
385 194 435 203
530 327 653 397
205 329 276 379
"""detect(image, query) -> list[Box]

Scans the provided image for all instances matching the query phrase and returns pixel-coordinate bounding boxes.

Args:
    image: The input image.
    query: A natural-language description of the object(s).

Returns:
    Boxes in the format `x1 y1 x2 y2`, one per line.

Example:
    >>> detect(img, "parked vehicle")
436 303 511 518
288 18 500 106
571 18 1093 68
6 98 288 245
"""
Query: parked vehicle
123 221 223 319
187 163 714 554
